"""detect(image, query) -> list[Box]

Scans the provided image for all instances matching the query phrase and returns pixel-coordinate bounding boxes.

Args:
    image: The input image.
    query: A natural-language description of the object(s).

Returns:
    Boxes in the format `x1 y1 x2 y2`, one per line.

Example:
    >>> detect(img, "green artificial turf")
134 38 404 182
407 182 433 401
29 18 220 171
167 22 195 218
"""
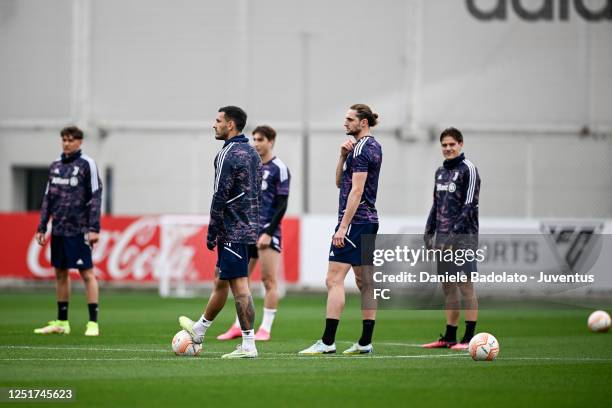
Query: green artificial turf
1 292 611 407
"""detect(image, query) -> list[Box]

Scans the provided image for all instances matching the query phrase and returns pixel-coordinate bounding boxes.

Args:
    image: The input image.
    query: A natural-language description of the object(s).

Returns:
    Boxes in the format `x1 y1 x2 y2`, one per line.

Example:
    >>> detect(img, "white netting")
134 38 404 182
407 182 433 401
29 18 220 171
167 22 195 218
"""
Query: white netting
157 214 287 299
158 215 209 298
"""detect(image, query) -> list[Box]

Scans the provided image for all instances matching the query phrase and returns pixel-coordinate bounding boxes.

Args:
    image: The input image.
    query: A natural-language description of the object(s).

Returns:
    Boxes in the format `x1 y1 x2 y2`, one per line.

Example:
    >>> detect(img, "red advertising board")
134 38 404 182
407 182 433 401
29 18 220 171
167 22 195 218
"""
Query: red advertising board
0 213 299 283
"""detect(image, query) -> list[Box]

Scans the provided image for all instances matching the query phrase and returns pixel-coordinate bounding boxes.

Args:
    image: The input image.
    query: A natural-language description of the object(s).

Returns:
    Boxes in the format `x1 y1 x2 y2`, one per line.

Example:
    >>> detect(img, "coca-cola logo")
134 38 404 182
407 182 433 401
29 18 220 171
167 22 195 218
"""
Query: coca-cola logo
27 217 161 281
106 217 159 280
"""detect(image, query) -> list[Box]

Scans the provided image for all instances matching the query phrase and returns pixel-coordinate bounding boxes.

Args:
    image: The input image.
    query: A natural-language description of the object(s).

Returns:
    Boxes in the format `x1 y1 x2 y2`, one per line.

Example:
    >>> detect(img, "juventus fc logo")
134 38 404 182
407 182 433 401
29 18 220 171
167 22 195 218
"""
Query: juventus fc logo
540 221 604 275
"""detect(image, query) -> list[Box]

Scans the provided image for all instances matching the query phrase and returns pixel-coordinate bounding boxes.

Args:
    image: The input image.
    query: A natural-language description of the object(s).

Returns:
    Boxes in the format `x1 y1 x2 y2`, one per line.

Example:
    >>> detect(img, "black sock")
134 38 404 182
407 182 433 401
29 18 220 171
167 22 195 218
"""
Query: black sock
443 324 457 342
321 318 339 346
358 320 375 346
462 321 477 342
57 302 68 321
88 303 98 322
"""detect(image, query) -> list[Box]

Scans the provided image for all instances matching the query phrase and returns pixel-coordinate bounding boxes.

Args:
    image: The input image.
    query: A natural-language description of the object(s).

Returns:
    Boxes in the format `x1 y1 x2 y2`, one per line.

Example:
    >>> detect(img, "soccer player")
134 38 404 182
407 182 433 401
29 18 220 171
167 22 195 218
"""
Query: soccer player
179 106 263 358
422 127 481 350
217 125 290 342
34 126 102 336
299 104 382 355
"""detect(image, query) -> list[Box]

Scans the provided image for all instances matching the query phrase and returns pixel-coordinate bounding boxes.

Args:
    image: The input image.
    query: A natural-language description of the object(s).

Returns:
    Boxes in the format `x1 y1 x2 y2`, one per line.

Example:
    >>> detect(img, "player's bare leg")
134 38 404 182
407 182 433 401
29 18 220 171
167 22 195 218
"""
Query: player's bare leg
204 272 230 321
221 249 281 341
326 261 352 319
221 276 257 358
218 260 257 340
34 268 71 334
260 249 280 309
353 265 376 321
80 268 100 336
79 269 98 304
323 261 351 347
54 268 70 324
299 261 351 355
443 282 461 326
230 277 255 331
422 282 460 348
450 281 478 349
255 248 280 340
180 267 229 343
56 268 70 303
343 265 375 354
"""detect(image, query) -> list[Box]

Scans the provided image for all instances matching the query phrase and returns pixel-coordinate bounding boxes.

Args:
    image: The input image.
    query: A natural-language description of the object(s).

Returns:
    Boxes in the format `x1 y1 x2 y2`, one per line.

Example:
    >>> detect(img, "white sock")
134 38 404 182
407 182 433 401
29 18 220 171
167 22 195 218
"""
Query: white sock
260 308 277 332
234 315 241 328
193 315 213 337
242 329 255 351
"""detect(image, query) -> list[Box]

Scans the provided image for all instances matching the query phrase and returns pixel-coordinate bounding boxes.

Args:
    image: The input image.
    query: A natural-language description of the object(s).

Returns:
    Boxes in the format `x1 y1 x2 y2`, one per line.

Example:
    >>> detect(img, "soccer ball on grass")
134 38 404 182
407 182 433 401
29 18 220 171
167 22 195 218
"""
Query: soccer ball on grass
172 330 202 356
468 332 499 361
588 310 611 333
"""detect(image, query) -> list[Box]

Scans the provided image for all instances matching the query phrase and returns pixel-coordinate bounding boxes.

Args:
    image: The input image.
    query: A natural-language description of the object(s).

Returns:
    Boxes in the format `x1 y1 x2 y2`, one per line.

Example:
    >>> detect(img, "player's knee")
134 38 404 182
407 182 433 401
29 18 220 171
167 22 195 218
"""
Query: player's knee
442 282 458 296
458 283 475 297
213 278 229 292
261 275 277 292
325 275 342 290
55 269 69 281
79 270 96 283
465 299 479 310
234 292 249 304
230 282 250 298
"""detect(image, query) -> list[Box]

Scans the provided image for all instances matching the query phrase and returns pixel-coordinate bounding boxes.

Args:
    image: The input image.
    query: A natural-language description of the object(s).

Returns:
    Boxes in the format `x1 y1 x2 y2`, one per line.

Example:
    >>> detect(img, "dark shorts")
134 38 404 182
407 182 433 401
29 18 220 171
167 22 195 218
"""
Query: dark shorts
437 259 478 279
328 223 379 266
51 234 93 270
248 235 282 259
216 243 251 280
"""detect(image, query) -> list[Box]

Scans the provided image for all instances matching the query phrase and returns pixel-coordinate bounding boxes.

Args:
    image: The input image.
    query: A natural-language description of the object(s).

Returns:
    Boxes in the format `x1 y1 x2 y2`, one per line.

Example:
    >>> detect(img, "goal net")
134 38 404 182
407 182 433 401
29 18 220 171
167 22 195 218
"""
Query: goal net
158 215 210 298
157 214 287 298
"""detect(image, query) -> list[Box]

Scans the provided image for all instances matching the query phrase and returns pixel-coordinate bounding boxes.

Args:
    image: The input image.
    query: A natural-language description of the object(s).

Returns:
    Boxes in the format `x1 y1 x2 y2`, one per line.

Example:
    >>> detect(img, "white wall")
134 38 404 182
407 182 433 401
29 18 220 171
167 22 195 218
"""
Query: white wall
0 0 72 120
300 215 612 290
1 0 611 218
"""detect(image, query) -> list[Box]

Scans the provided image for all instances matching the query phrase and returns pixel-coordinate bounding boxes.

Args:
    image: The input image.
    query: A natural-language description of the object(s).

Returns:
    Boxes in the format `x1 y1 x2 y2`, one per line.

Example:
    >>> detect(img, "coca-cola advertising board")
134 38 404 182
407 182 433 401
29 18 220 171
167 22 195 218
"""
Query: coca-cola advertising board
0 213 300 283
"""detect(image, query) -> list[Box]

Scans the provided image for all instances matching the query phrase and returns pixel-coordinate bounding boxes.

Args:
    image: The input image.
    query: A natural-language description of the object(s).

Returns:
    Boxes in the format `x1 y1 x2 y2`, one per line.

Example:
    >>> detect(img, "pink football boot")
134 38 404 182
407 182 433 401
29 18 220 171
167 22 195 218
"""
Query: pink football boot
255 327 271 341
216 324 242 340
421 335 456 348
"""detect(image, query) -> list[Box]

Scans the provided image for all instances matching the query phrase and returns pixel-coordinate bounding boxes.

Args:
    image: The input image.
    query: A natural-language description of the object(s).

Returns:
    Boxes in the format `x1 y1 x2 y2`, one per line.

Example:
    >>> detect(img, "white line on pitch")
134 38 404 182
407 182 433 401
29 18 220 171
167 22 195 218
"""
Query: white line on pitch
0 346 313 357
498 356 612 362
0 345 453 358
4 346 611 362
0 344 423 354
0 354 466 362
0 345 172 353
2 354 612 362
369 342 425 347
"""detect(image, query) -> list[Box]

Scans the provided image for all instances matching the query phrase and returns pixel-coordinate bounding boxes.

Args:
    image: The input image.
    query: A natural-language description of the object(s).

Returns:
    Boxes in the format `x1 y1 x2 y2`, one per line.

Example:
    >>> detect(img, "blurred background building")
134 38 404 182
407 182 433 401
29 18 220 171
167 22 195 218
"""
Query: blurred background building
1 0 610 219
1 0 611 292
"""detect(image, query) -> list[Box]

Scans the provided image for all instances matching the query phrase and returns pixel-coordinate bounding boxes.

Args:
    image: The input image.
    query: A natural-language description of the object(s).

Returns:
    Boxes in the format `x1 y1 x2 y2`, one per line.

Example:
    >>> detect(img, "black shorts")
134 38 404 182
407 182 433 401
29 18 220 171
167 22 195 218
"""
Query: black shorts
248 236 281 259
216 243 251 280
437 259 478 277
50 234 93 270
328 223 379 266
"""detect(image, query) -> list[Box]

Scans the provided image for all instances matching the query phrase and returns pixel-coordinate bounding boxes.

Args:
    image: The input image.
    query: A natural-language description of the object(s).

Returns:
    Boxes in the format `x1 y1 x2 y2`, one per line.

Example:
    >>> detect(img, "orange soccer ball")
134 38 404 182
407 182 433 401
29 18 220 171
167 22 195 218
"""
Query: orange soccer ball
588 310 611 333
468 332 499 361
172 330 202 356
